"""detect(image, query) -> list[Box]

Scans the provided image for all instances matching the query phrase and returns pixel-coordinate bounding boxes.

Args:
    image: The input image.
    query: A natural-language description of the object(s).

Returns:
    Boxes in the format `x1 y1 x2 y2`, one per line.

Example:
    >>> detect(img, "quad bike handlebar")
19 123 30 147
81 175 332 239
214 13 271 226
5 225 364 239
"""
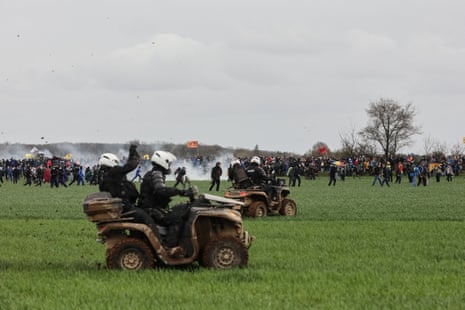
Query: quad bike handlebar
179 185 199 202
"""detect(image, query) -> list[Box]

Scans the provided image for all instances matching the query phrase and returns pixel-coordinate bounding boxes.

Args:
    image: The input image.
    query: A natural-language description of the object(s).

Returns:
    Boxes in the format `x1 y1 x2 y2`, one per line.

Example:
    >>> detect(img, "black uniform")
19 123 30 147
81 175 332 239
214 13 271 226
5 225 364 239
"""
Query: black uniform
209 162 222 191
246 163 267 186
99 146 139 206
99 145 154 226
138 166 190 247
246 162 276 198
230 163 252 189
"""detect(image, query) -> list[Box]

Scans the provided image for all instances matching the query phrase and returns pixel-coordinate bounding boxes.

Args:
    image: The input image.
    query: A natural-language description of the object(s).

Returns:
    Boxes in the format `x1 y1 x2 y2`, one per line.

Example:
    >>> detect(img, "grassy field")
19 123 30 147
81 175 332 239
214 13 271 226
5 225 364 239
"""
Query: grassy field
1 175 465 309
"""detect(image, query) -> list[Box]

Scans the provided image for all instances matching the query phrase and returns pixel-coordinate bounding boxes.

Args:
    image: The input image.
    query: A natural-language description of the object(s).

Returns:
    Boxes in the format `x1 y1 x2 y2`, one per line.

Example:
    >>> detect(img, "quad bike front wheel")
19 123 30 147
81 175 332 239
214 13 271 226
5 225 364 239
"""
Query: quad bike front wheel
279 199 297 216
106 238 155 270
246 201 267 218
201 236 248 269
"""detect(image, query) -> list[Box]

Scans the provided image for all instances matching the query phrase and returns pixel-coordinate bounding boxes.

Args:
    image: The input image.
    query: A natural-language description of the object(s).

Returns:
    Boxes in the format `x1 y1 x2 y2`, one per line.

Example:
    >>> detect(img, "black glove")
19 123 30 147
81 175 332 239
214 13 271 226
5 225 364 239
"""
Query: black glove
178 188 193 196
129 144 140 160
177 189 186 196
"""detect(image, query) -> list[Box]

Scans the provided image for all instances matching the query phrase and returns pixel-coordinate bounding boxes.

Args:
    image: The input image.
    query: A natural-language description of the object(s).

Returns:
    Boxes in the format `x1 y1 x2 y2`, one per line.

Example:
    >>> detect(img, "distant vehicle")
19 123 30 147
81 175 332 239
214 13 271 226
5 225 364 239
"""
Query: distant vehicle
224 179 297 218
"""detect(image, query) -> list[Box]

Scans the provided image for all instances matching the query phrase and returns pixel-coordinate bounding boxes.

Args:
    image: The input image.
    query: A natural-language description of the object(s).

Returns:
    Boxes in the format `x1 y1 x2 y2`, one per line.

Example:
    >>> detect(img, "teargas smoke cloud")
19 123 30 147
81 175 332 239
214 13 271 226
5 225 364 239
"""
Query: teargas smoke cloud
131 152 235 182
0 144 236 182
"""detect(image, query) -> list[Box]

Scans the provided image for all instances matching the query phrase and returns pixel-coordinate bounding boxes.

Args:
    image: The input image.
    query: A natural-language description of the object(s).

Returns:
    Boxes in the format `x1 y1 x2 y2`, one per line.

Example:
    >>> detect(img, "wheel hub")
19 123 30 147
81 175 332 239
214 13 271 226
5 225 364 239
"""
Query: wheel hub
216 248 235 267
121 250 142 270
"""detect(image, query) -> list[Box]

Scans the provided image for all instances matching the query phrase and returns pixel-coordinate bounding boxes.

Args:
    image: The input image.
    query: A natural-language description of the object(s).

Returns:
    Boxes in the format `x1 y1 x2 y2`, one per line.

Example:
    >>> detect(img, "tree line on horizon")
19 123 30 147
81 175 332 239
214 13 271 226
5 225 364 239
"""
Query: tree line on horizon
1 99 463 161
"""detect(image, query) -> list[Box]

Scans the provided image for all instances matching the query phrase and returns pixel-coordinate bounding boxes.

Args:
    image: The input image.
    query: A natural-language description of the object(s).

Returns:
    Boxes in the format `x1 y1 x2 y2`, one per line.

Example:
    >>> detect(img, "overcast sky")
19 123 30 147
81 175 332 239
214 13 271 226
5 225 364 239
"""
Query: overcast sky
2 0 465 155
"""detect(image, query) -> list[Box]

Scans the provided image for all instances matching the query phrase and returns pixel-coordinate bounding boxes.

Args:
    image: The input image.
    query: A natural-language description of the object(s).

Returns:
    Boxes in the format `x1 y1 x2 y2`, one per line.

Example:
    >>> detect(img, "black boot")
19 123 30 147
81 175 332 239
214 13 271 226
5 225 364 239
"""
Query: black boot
166 224 180 248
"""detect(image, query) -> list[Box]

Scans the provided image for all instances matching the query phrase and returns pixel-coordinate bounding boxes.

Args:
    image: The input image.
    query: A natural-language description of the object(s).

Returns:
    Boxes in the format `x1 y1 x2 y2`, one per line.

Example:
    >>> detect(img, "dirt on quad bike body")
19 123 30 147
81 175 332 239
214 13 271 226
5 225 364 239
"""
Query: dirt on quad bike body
83 187 253 270
224 178 297 218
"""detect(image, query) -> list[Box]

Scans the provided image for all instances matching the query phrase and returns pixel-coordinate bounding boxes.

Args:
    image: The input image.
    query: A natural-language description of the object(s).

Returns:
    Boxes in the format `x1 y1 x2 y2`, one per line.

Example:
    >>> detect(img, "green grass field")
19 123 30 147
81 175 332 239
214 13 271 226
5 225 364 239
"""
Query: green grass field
1 176 465 309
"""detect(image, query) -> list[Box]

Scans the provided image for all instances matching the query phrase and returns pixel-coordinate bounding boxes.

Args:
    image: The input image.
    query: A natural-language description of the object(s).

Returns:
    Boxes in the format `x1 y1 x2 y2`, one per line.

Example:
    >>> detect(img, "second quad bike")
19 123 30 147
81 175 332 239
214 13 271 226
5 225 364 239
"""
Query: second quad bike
224 179 297 218
83 187 253 270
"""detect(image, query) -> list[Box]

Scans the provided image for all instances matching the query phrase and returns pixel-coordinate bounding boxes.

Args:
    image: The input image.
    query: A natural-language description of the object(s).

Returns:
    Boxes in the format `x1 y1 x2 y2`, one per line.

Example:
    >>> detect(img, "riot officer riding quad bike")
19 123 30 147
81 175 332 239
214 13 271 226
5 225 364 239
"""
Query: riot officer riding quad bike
83 186 253 270
224 178 297 218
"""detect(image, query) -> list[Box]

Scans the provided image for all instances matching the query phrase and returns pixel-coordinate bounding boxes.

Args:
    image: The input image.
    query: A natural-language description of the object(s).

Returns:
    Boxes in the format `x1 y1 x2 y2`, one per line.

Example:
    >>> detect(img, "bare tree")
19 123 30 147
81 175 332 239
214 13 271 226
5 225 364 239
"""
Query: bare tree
422 135 435 157
432 141 448 159
358 137 378 158
449 142 465 158
424 135 447 159
359 98 422 160
339 124 359 158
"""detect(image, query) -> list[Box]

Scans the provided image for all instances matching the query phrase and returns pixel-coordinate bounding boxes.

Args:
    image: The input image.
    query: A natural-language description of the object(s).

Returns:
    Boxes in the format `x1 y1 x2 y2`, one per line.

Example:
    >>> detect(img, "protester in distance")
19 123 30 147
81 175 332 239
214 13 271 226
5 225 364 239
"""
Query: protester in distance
209 161 222 191
287 161 301 187
395 161 404 184
445 164 454 182
371 164 382 186
131 165 143 182
174 166 190 188
328 161 337 186
380 162 391 187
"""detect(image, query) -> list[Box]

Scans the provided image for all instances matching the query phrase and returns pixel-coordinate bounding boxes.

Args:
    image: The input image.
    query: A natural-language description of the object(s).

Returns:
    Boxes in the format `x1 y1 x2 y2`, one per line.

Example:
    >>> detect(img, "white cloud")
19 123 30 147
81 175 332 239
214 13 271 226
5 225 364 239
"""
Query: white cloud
87 33 229 91
2 0 465 154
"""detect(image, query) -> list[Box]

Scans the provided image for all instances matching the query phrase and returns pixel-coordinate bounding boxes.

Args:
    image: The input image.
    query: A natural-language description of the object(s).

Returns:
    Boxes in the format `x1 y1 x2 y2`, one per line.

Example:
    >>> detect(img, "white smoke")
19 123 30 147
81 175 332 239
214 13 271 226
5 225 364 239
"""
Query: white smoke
0 144 47 159
129 152 235 181
0 144 236 181
0 144 139 168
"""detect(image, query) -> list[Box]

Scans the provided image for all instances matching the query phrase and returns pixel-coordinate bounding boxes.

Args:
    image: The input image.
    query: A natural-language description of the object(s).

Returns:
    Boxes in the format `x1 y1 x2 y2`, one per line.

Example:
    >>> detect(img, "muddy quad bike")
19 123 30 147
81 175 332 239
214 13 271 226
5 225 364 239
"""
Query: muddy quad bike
83 187 253 270
224 178 297 218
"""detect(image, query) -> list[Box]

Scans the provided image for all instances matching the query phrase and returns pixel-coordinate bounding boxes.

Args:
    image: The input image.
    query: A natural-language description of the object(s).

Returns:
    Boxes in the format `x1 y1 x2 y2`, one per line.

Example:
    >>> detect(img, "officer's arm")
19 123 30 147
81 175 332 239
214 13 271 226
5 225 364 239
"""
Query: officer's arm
151 172 181 197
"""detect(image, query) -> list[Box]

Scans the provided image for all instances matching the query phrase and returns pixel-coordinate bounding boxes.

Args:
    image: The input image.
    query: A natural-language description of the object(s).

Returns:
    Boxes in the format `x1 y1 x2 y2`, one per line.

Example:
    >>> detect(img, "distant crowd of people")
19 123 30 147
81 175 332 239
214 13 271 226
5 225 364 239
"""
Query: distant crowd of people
226 154 464 188
0 152 462 188
0 157 102 187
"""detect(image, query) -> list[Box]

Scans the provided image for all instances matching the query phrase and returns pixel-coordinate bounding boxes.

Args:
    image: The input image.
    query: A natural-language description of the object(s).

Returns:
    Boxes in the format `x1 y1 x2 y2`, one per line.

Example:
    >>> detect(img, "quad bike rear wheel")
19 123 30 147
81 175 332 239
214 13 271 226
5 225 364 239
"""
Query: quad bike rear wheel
247 201 267 218
106 238 155 270
279 199 297 216
201 236 248 269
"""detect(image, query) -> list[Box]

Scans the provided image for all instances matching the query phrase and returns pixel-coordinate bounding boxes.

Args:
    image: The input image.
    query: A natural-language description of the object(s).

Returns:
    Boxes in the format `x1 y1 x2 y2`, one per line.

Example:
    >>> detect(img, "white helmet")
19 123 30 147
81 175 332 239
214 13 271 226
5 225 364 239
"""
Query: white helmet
99 153 120 168
251 156 261 165
231 158 241 166
151 151 177 170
